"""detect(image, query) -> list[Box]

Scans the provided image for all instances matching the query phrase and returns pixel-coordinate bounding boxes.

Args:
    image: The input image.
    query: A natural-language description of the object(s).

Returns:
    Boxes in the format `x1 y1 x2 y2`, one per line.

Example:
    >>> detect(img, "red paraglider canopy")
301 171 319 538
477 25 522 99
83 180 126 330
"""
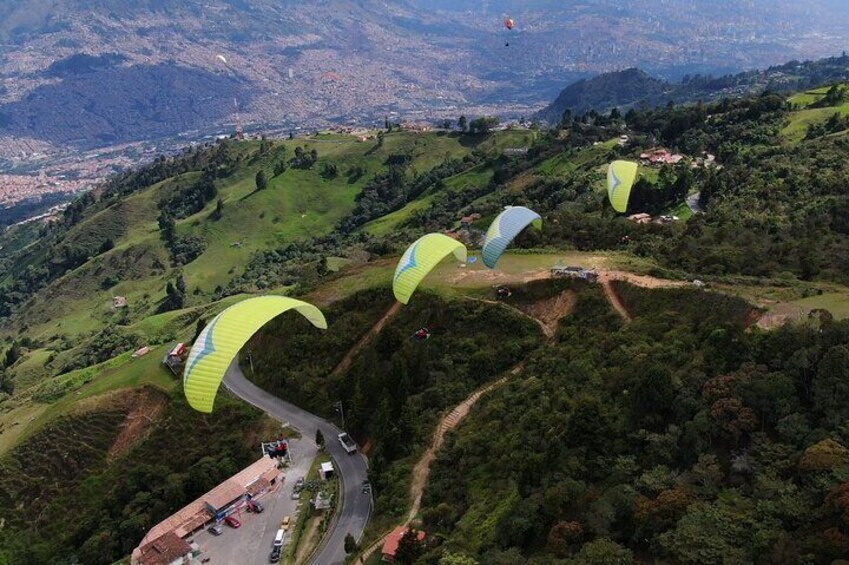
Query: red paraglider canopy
504 18 515 30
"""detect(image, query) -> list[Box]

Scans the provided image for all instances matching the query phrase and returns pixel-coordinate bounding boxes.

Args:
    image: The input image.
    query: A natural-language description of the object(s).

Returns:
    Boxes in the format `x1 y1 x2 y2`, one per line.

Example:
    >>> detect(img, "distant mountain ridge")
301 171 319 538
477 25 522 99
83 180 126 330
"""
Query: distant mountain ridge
2 0 849 164
538 53 849 122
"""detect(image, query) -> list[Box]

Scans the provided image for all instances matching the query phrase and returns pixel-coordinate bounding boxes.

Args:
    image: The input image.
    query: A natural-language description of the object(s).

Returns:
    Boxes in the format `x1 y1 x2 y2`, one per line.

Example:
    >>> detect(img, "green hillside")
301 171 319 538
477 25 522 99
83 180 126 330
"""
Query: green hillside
3 80 849 564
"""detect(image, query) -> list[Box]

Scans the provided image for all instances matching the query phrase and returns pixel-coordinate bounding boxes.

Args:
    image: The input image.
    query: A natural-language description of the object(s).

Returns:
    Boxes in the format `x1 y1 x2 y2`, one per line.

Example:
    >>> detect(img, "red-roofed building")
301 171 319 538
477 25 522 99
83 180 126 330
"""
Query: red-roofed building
132 457 282 565
135 532 192 565
460 213 481 227
382 526 426 562
639 148 685 165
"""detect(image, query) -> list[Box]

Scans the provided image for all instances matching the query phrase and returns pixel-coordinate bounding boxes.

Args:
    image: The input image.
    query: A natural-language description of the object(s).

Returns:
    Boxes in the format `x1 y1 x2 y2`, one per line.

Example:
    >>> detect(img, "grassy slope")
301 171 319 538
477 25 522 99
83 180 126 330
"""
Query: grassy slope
3 132 484 343
782 82 849 142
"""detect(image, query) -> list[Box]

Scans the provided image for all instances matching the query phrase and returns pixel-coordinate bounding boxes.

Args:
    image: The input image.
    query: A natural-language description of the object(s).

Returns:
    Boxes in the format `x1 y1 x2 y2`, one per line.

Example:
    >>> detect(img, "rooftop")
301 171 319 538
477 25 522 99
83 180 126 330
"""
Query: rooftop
136 532 192 565
203 479 245 511
382 526 426 558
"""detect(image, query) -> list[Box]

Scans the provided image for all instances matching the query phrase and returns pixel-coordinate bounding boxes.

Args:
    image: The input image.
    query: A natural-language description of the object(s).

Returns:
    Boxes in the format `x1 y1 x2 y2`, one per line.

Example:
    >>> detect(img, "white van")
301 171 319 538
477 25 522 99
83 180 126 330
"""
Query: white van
274 529 286 547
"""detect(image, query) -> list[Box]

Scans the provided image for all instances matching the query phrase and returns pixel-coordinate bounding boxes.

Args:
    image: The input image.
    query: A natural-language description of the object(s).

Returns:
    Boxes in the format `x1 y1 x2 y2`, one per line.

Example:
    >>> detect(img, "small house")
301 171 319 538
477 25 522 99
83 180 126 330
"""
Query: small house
134 532 192 565
628 213 652 224
382 527 426 562
112 296 128 309
163 343 188 375
320 461 334 481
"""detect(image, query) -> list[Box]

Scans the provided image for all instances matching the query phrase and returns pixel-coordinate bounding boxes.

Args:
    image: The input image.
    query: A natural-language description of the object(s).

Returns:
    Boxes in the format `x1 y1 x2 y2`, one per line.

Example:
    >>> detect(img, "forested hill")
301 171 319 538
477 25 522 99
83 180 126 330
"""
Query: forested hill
538 53 849 123
2 77 849 563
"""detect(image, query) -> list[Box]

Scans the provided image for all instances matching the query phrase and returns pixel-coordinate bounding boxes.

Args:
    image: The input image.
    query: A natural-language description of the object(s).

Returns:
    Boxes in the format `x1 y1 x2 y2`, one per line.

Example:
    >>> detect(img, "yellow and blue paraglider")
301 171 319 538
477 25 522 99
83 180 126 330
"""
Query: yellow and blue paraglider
482 206 542 269
183 296 327 413
393 233 467 304
607 160 638 213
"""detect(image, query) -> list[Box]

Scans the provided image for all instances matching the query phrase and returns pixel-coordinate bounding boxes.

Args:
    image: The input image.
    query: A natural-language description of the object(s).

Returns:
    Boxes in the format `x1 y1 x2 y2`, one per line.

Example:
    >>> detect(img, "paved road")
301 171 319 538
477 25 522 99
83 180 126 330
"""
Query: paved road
224 362 372 565
193 438 316 564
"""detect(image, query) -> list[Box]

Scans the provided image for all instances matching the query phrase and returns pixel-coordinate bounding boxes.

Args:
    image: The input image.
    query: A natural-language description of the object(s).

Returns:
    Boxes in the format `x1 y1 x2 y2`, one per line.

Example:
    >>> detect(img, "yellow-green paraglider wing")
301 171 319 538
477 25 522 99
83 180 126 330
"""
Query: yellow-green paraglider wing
183 296 327 413
607 160 638 213
393 233 467 304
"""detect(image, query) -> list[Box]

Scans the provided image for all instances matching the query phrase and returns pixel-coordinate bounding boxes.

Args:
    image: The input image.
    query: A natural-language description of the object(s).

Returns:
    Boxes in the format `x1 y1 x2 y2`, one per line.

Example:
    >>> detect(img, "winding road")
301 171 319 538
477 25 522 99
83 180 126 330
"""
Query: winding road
223 361 371 565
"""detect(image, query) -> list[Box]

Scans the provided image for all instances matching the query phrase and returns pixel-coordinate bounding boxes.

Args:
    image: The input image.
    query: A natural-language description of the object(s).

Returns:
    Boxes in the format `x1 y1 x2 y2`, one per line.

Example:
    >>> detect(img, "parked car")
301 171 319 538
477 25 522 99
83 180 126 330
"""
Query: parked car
291 491 301 500
294 477 305 491
273 529 286 547
224 515 241 529
208 524 224 536
281 515 291 529
269 546 281 563
247 500 264 513
362 480 371 494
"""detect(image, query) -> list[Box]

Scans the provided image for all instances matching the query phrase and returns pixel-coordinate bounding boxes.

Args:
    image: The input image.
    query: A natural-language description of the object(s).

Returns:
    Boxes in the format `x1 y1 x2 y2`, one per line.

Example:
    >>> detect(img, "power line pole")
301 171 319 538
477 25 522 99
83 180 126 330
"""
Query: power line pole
334 401 345 431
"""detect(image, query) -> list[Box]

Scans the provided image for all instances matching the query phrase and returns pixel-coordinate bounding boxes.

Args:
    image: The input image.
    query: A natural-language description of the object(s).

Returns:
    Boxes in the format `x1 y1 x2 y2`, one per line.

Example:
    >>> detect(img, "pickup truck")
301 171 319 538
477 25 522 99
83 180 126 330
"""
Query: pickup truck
337 432 357 454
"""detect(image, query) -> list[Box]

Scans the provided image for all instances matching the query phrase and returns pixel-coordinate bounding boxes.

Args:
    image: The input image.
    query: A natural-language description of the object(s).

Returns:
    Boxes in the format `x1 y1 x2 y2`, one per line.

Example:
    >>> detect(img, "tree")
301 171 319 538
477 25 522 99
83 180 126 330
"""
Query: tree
161 279 185 312
385 116 391 131
3 342 20 369
315 429 325 447
158 210 176 244
469 116 499 134
547 521 583 557
441 119 452 130
192 318 207 344
458 115 468 133
377 130 385 147
799 439 849 472
255 170 268 191
813 345 849 426
395 529 425 564
439 552 478 565
572 538 633 565
176 274 187 295
211 198 224 220
344 533 357 554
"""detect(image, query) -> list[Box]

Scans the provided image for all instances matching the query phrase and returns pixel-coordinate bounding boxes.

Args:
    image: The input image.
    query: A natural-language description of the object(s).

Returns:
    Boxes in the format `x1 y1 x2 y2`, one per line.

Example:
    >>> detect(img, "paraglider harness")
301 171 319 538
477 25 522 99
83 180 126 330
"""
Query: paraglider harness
412 327 431 341
496 286 512 300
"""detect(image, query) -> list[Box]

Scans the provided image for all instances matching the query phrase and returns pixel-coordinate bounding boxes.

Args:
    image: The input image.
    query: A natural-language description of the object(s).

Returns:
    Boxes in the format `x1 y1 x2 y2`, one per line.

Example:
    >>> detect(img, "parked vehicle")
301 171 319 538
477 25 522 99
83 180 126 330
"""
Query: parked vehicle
269 546 281 563
338 432 357 454
281 515 291 529
247 500 264 513
224 515 241 529
294 477 305 491
362 479 371 494
273 528 286 547
208 524 224 536
291 491 301 500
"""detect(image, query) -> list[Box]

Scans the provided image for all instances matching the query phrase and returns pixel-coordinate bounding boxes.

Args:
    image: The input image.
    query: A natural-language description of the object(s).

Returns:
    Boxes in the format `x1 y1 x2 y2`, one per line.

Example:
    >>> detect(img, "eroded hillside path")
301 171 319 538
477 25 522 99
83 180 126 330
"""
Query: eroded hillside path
600 276 632 322
357 364 525 563
330 301 402 377
355 294 571 562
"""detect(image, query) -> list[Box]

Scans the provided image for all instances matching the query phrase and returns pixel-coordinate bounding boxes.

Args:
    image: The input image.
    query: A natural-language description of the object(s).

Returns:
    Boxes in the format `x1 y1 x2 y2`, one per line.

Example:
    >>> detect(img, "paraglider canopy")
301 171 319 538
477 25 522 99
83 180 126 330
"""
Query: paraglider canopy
482 206 542 269
393 233 467 304
183 296 327 413
607 160 639 213
504 18 515 30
